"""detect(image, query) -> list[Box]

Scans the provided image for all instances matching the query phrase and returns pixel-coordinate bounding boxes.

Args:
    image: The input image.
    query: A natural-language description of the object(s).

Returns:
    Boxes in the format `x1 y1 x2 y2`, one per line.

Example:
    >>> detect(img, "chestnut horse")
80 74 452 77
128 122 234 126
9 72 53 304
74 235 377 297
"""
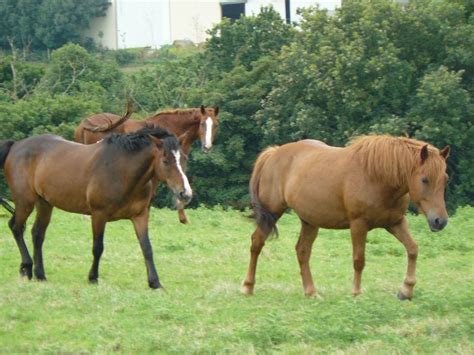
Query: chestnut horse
0 127 192 289
242 135 450 300
74 105 219 224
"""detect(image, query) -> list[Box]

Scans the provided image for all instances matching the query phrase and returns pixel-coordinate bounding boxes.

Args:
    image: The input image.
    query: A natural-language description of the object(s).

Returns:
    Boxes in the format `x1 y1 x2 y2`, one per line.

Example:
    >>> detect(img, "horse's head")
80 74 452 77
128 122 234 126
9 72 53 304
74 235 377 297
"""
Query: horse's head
151 135 193 205
196 105 219 153
408 144 450 232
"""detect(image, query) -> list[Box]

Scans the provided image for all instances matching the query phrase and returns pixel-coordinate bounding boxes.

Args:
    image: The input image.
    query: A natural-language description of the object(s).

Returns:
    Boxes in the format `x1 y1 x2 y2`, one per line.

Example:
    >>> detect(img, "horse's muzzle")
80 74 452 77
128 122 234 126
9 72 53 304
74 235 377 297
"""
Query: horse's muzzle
201 146 212 154
428 217 448 232
177 191 192 204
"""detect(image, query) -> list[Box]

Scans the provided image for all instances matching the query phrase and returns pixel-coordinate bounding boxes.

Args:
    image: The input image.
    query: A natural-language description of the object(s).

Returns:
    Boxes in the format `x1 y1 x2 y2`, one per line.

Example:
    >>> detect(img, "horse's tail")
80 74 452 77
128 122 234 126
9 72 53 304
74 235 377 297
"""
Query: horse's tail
0 140 15 169
0 140 15 215
249 146 279 238
84 98 133 133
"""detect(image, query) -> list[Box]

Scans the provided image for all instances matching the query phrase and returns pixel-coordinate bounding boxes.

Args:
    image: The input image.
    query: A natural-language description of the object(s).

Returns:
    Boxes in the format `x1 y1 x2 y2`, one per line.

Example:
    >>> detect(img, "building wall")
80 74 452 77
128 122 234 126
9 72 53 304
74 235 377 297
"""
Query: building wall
246 0 286 17
83 0 341 49
290 0 340 22
169 0 221 44
116 0 171 49
83 0 118 49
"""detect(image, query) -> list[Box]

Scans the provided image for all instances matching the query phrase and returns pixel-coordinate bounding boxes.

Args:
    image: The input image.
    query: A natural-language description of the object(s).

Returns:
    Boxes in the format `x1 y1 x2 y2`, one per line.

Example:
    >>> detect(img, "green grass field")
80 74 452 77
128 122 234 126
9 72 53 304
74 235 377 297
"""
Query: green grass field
0 206 472 353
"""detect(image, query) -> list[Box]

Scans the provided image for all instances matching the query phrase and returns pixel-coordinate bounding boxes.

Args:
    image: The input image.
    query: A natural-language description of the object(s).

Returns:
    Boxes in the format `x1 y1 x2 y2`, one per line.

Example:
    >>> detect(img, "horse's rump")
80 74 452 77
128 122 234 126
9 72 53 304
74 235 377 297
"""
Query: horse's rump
82 113 123 132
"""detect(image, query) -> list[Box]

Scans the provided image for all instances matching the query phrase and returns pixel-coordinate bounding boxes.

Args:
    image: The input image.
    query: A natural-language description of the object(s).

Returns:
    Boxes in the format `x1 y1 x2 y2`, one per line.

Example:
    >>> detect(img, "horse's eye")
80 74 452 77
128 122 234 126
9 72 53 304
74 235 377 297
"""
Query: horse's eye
421 177 429 184
163 159 171 165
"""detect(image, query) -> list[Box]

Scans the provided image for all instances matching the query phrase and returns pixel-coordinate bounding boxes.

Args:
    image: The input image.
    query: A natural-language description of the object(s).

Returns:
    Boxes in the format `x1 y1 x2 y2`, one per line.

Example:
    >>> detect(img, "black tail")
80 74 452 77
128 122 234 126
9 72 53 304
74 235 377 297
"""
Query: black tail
0 140 15 169
249 147 279 238
0 197 15 215
249 201 279 238
0 140 15 215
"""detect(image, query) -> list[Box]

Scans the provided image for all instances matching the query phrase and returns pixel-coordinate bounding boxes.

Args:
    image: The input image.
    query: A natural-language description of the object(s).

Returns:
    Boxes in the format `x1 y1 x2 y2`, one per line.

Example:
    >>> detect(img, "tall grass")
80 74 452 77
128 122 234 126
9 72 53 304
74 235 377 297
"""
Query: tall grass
0 206 472 352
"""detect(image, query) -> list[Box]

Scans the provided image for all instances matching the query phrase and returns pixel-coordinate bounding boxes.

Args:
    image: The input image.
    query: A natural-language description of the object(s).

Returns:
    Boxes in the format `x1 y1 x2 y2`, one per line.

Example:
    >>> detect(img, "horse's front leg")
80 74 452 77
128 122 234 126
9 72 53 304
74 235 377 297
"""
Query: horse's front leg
295 221 319 297
88 215 106 283
386 217 418 300
132 212 161 289
176 199 188 224
350 219 368 296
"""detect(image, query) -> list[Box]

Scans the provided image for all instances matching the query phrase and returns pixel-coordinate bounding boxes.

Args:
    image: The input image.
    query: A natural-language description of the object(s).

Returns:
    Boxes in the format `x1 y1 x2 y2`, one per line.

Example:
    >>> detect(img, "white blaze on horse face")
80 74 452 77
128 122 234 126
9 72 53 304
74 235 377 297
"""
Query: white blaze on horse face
172 150 192 197
205 117 213 149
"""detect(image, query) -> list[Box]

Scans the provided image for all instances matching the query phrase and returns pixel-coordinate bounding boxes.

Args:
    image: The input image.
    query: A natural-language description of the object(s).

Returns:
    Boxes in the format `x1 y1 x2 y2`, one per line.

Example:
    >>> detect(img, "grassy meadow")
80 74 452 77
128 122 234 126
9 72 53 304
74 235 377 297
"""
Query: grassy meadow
0 206 472 353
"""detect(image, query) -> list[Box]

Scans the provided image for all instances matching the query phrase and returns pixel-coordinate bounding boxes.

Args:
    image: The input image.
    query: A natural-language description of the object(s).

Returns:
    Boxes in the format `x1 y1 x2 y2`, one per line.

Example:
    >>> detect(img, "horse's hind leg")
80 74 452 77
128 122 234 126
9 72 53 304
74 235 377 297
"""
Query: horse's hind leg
386 217 418 300
88 215 106 284
31 199 53 281
295 221 319 297
132 211 161 289
241 226 269 295
8 202 35 279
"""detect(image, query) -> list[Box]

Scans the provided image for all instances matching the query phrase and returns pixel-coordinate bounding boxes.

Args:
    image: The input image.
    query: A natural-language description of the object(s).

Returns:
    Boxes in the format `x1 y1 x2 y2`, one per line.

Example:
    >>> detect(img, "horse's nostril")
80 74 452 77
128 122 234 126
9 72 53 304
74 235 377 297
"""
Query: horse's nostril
435 217 440 226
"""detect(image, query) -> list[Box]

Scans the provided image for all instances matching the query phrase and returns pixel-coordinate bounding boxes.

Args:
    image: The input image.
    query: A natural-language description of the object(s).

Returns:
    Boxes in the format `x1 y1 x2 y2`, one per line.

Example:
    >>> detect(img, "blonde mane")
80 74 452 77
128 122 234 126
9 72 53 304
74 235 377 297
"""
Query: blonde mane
348 135 445 187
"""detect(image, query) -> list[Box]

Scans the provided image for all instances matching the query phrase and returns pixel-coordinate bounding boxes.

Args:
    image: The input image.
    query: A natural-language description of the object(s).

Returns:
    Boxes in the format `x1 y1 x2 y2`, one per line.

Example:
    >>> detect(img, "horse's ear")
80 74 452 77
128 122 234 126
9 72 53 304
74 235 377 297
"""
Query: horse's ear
440 145 450 160
200 105 206 115
214 106 219 115
420 144 429 164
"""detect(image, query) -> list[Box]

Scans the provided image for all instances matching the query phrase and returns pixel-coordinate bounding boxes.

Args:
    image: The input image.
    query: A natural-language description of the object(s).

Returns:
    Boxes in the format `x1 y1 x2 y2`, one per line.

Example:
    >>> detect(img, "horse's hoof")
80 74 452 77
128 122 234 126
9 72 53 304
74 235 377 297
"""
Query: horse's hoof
179 218 188 224
305 290 322 299
397 291 412 301
241 283 254 296
19 264 33 280
149 280 162 289
88 278 98 284
36 275 47 282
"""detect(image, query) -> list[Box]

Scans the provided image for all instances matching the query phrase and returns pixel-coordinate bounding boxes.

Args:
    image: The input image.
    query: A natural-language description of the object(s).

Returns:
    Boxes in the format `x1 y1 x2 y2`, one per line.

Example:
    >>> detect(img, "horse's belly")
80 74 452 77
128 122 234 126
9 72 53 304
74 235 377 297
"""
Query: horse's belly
40 192 91 215
286 173 349 229
292 203 350 229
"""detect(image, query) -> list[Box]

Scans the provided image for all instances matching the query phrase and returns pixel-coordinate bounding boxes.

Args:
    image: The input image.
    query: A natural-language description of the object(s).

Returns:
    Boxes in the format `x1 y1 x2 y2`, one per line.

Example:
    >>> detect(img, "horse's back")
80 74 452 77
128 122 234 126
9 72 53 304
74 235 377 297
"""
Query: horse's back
257 140 351 228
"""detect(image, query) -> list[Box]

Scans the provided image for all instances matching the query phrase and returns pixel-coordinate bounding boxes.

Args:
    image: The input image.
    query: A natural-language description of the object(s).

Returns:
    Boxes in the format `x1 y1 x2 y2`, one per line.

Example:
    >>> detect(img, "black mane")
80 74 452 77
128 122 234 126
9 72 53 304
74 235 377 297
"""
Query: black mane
104 126 179 153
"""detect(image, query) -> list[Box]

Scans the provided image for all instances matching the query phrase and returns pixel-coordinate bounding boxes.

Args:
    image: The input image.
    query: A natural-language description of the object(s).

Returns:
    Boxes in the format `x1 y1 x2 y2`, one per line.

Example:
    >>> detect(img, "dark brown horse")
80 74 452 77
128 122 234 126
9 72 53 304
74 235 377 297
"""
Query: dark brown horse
74 105 219 223
242 135 450 299
0 127 192 289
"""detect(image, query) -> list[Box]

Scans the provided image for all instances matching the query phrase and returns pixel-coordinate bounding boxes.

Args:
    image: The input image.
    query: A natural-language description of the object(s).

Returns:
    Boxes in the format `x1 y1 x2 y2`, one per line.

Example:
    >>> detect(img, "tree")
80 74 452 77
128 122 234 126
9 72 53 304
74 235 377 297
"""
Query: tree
409 67 473 208
205 6 295 73
0 0 39 55
0 0 109 52
35 0 109 50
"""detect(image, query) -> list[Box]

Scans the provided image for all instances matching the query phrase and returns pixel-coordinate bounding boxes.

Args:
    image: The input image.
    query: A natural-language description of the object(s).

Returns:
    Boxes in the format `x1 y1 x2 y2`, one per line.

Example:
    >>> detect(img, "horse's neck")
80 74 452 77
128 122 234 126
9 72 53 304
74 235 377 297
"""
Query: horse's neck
147 113 200 153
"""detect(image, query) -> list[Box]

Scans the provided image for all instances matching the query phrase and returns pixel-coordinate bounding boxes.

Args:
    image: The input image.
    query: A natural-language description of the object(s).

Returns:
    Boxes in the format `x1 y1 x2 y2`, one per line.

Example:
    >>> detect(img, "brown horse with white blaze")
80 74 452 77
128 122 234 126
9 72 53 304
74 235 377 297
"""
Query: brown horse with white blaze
242 135 450 299
0 127 192 289
74 105 219 223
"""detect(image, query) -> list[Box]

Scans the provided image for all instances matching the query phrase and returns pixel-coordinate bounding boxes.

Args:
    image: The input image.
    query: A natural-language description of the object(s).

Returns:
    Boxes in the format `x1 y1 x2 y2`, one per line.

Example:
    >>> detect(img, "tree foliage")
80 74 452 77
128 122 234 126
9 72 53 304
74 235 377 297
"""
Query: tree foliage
0 0 109 51
0 1 472 210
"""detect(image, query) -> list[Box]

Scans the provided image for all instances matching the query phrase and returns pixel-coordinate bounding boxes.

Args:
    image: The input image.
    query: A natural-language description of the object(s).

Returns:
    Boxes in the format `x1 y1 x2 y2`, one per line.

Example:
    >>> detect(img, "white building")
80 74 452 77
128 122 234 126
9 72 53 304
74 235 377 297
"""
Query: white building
84 0 341 49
